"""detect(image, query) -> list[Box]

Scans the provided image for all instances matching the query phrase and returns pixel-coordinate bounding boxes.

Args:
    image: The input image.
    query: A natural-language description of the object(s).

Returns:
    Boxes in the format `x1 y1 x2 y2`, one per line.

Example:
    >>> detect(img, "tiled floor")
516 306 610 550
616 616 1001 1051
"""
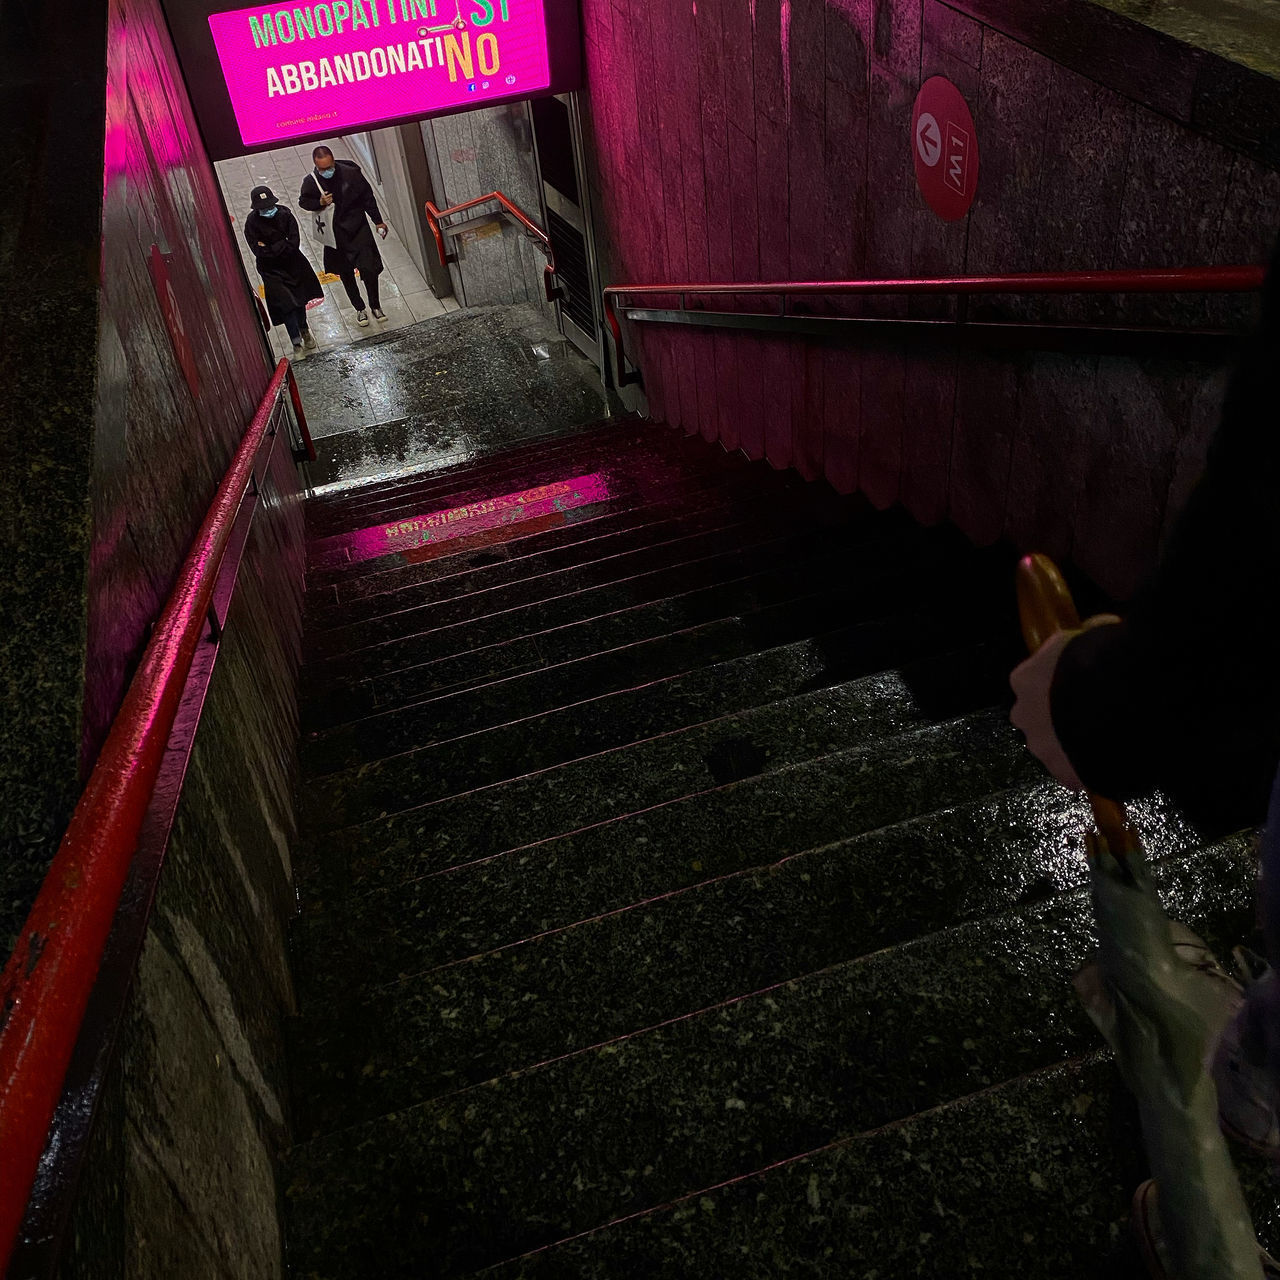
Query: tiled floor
215 139 460 362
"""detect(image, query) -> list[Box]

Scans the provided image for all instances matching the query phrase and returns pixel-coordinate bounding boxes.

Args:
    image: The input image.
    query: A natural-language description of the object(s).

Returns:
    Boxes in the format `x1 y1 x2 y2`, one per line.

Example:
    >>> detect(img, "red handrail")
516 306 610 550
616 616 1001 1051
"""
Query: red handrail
602 264 1267 387
424 191 561 304
0 357 307 1269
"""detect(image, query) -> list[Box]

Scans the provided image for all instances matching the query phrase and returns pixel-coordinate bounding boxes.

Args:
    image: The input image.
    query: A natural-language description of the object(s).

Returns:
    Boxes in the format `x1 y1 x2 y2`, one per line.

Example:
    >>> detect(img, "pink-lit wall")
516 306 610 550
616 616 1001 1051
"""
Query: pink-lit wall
578 0 1280 597
3 0 306 1271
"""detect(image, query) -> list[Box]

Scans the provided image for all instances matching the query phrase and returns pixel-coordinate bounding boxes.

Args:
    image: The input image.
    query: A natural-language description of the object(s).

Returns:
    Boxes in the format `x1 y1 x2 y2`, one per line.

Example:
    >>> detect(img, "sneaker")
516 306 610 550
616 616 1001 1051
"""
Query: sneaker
1213 967 1280 1158
291 342 306 361
1131 1179 1280 1278
372 307 387 321
302 329 317 349
355 310 370 327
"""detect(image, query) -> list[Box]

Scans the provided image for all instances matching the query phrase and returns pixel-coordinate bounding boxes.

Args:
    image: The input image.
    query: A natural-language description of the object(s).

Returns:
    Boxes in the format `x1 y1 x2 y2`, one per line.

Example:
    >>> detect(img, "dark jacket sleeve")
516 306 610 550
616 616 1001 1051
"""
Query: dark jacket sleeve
347 163 384 225
1050 235 1280 833
297 173 322 212
281 206 301 251
244 212 288 261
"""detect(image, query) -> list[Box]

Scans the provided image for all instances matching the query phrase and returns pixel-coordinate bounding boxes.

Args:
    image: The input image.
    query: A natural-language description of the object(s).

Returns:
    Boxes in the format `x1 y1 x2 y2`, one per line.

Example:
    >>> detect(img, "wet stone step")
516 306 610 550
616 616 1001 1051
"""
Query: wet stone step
304 507 862 662
301 635 1017 860
303 445 763 588
300 521 969 691
311 460 806 610
301 639 1015 837
296 705 1039 921
299 592 933 750
307 454 669 571
289 779 1199 1013
299 601 1005 779
302 520 911 682
301 622 859 781
307 475 849 633
302 418 719 524
303 419 646 533
299 540 1012 735
304 426 738 545
480 1048 1279 1280
483 1055 1135 1280
297 573 881 735
284 843 1255 1270
285 1054 1135 1279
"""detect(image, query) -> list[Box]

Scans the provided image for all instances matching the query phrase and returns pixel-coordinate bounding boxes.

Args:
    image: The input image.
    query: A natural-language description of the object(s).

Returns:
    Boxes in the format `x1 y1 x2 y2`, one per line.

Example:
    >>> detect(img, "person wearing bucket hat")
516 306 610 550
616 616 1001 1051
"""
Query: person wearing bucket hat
244 185 324 360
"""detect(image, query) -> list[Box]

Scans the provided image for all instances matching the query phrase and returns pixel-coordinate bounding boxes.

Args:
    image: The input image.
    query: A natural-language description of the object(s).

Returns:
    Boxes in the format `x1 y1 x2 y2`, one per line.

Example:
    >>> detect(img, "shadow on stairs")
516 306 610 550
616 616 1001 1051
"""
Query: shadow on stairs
282 419 1273 1278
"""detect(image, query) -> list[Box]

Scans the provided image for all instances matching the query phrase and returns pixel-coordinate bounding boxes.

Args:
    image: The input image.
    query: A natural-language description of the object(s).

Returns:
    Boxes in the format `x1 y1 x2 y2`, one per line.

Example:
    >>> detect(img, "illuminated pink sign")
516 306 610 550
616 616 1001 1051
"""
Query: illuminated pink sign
325 472 611 566
207 0 552 147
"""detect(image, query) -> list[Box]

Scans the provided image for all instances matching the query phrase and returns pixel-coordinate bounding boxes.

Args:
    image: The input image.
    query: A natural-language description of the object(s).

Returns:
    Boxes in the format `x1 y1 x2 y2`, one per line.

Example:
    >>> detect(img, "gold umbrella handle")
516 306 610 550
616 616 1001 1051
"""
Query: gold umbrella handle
1015 554 1139 857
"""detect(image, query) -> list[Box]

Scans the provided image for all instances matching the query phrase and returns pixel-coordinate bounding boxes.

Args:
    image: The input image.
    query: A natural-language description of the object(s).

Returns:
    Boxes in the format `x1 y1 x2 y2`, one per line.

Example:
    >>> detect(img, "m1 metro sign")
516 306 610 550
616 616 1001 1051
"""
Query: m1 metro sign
911 76 979 222
162 0 582 158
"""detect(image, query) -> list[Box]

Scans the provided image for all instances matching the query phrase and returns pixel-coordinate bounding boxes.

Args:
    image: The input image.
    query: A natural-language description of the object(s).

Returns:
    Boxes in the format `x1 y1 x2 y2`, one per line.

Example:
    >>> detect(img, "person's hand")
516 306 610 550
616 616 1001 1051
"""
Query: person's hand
257 240 265 246
1009 615 1121 790
320 192 334 207
377 222 388 238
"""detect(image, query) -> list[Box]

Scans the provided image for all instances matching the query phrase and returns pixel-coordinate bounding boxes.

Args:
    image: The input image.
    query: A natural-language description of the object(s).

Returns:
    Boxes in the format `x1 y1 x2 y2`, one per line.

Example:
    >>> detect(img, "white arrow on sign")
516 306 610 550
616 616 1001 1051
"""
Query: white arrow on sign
915 112 942 167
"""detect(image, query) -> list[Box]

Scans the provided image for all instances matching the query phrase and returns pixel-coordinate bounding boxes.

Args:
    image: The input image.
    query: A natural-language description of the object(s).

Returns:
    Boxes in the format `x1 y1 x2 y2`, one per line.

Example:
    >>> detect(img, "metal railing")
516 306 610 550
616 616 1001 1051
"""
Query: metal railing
602 265 1267 388
0 358 313 1272
424 191 562 304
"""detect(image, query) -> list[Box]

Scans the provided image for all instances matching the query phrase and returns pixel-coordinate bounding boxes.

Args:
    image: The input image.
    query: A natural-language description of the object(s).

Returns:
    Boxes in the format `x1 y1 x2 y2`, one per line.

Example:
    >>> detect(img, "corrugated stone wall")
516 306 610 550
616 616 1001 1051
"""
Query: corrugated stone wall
580 0 1280 596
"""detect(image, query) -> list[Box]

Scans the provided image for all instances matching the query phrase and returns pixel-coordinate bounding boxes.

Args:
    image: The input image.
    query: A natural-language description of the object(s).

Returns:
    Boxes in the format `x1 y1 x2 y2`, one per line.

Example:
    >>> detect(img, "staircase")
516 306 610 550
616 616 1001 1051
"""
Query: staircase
282 418 1271 1277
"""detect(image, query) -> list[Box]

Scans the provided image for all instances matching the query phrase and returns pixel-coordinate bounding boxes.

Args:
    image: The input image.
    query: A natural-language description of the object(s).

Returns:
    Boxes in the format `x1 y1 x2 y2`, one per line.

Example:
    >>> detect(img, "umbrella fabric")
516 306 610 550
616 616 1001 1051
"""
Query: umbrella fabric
1074 834 1262 1280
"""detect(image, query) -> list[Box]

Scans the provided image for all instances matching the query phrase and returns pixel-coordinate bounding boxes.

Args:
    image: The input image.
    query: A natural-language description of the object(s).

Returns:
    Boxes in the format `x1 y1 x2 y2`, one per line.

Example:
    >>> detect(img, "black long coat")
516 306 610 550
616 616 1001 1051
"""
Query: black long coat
243 206 324 324
297 159 385 278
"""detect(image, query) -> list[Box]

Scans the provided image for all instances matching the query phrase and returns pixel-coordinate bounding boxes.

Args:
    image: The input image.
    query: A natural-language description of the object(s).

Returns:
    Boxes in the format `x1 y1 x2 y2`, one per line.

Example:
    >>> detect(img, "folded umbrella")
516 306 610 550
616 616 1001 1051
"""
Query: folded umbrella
1017 553 1261 1280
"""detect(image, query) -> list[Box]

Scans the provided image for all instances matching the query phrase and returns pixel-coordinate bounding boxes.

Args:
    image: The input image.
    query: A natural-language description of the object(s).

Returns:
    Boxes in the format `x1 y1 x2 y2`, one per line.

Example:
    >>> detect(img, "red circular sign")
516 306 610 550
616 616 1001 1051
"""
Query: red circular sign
911 76 979 222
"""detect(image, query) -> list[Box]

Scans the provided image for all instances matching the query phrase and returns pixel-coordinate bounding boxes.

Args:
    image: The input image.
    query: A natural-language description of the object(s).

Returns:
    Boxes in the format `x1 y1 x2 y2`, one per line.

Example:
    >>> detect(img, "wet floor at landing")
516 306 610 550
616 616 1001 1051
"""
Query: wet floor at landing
293 302 611 495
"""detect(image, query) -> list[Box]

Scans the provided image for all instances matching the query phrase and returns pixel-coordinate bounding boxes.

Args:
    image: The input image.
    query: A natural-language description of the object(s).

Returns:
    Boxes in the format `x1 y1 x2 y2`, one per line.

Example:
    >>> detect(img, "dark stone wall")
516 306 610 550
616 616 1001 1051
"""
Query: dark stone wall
581 0 1280 597
0 0 106 958
4 0 306 1271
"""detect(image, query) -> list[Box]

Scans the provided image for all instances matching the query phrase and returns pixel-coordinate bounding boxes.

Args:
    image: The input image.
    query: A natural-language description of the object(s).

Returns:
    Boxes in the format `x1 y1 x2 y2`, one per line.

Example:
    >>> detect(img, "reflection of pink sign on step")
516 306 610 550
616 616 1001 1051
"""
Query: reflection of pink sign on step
207 0 552 147
911 76 979 222
336 471 611 564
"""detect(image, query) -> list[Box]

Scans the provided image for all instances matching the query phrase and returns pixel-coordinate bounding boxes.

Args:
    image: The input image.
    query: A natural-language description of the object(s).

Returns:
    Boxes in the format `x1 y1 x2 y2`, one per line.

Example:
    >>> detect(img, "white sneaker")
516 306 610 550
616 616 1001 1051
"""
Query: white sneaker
302 330 317 349
356 310 370 327
291 342 306 361
372 307 387 321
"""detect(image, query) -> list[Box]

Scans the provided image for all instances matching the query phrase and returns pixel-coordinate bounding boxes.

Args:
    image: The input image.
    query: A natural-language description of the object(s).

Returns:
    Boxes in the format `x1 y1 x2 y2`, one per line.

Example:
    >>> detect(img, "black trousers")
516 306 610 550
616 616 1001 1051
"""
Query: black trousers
339 266 380 312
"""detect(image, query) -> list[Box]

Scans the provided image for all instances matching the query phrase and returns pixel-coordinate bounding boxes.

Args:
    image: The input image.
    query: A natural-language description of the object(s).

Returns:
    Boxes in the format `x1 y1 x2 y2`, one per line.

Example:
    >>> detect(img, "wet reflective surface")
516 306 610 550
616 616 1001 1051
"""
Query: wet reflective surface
285 413 1274 1277
292 302 610 494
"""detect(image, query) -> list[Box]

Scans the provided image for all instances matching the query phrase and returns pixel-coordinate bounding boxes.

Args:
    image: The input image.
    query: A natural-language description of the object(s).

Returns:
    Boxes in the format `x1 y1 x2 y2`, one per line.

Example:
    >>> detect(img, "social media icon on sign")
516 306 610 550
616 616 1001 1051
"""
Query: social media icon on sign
482 81 490 89
506 73 516 84
468 83 476 92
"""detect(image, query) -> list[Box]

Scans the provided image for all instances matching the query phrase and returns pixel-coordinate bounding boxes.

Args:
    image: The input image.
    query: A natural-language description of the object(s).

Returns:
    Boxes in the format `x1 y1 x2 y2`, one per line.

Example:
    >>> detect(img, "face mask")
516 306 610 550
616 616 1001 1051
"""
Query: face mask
261 207 278 218
319 166 336 179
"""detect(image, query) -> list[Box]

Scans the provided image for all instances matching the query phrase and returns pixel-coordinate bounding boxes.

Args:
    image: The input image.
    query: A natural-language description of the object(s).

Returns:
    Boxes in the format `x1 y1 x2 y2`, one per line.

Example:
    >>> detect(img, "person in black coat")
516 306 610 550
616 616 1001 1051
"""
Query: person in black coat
1010 232 1280 1175
297 145 389 327
244 185 324 358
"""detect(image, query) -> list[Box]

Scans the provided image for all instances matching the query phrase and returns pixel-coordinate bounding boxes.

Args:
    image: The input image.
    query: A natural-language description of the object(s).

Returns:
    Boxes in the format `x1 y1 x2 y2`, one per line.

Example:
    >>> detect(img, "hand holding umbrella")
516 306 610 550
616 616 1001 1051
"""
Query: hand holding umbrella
1015 553 1263 1280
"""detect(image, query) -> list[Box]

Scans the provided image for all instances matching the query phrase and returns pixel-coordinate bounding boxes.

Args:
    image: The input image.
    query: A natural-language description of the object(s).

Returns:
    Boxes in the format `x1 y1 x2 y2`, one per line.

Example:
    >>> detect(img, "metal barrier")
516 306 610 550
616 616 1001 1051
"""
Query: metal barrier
424 191 563 304
603 265 1267 388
